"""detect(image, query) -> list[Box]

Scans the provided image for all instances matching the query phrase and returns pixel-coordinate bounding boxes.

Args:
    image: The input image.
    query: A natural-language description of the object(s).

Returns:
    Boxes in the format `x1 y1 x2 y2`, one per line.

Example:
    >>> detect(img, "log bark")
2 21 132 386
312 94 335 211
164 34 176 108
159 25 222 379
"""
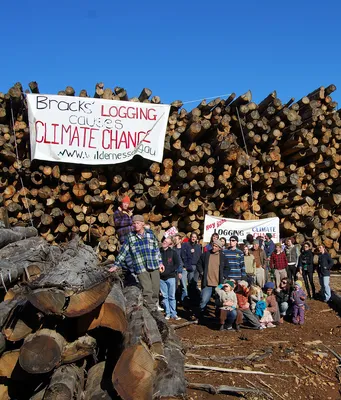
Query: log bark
112 286 163 400
27 237 113 317
84 362 112 400
43 364 84 400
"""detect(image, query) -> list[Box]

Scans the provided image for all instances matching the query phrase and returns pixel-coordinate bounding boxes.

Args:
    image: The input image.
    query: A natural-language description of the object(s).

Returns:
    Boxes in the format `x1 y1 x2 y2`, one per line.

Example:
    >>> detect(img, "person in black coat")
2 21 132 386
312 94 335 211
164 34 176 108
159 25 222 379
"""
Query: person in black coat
298 242 315 299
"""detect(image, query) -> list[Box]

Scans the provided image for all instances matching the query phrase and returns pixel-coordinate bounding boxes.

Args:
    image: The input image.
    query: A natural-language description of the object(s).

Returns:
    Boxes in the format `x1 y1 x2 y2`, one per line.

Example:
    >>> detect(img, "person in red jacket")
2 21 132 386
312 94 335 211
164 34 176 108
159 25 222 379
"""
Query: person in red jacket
270 243 288 288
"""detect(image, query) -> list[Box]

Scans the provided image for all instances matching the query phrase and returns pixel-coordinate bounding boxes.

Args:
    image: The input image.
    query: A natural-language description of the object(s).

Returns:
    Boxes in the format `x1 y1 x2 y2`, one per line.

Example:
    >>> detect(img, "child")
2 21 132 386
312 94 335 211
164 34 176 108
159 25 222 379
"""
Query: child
250 285 274 328
291 280 306 325
263 282 280 325
249 284 263 312
215 280 237 331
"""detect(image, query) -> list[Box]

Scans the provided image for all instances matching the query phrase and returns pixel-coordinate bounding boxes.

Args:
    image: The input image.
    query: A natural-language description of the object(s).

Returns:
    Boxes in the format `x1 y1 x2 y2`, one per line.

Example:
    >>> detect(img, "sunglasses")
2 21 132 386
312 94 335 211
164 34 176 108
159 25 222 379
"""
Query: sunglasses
230 239 237 242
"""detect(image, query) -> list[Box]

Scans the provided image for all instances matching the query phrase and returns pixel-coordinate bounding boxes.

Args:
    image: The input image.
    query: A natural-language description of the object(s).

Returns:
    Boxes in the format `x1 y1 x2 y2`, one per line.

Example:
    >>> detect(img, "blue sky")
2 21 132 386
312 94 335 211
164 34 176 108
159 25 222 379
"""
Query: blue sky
2 1 341 107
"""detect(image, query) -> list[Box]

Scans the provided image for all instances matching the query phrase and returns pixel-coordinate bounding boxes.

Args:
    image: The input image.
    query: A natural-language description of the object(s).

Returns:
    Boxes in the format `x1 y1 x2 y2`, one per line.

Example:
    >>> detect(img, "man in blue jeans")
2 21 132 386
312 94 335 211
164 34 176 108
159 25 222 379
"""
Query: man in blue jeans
160 237 182 320
196 239 226 321
181 232 202 301
317 244 333 302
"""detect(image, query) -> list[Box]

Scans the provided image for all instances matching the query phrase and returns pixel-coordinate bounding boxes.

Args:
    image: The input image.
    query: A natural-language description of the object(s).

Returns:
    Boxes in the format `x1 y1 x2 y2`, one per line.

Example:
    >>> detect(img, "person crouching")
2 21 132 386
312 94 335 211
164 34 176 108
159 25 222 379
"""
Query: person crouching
215 280 237 331
291 280 306 325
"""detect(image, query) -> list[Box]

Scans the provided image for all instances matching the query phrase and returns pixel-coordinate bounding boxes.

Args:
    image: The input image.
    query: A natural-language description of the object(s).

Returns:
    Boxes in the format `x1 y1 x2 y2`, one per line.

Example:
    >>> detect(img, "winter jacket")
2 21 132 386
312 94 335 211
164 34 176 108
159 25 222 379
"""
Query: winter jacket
265 294 278 313
173 246 184 269
270 251 288 270
114 208 133 244
275 287 290 305
291 287 306 306
264 240 275 258
196 251 225 288
160 247 181 280
215 286 237 308
181 242 202 272
317 252 333 277
285 245 299 265
298 250 314 272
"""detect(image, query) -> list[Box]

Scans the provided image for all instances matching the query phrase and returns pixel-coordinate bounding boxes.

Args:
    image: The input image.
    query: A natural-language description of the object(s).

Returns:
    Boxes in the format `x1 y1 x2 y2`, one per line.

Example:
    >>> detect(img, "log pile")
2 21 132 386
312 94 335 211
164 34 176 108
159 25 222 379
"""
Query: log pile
0 232 186 400
1 82 341 264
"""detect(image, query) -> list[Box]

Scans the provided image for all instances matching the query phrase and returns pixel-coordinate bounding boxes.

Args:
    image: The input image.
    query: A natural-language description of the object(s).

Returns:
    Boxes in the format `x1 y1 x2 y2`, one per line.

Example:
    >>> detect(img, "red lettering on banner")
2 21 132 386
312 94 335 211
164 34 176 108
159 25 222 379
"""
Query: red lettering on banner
100 105 157 121
205 223 216 231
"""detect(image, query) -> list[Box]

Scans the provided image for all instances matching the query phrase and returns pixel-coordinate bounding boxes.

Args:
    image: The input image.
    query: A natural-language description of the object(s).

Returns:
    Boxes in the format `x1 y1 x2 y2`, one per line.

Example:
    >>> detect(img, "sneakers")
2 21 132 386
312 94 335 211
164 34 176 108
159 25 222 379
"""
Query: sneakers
219 324 225 331
165 315 170 320
173 316 182 321
157 305 164 312
225 325 235 331
267 322 276 328
259 325 266 330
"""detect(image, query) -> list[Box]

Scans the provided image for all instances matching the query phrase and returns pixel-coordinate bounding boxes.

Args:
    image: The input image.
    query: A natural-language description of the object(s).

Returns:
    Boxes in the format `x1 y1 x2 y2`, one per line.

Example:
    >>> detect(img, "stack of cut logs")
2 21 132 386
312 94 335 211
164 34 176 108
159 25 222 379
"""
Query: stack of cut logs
1 82 341 265
0 227 186 400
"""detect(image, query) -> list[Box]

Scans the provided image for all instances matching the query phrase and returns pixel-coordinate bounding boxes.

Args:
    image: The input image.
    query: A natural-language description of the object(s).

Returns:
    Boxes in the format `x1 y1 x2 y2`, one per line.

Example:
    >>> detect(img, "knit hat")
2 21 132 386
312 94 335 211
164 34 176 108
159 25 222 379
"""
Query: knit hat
264 282 275 290
229 235 239 242
238 280 249 288
121 196 130 204
213 239 223 249
266 233 272 239
294 280 303 288
223 280 234 289
132 215 145 223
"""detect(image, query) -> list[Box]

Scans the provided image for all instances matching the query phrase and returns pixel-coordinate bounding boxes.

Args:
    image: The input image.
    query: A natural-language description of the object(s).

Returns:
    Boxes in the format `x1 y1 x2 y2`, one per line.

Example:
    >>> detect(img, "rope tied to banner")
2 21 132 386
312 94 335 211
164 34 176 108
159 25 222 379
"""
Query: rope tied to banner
10 98 34 228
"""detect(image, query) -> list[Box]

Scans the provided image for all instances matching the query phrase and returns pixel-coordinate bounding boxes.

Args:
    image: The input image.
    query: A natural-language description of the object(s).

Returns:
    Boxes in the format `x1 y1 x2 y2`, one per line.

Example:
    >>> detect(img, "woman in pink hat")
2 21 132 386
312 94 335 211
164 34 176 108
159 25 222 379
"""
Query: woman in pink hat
114 195 133 245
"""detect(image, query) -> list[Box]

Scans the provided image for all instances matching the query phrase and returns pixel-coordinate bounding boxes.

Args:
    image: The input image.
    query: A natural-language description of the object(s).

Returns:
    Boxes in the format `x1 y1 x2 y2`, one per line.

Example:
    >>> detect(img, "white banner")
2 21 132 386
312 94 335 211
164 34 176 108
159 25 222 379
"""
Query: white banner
27 94 170 165
203 215 280 243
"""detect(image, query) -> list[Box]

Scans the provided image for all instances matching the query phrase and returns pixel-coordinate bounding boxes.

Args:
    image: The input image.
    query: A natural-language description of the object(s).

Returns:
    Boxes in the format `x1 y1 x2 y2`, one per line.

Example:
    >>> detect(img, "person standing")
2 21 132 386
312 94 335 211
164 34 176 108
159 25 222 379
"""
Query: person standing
298 242 315 299
197 240 225 316
285 238 299 283
317 244 333 302
114 196 133 245
250 240 266 288
109 215 165 311
204 233 219 252
291 280 306 325
244 246 256 286
159 237 182 320
181 232 202 286
270 243 288 288
222 236 246 281
264 233 275 281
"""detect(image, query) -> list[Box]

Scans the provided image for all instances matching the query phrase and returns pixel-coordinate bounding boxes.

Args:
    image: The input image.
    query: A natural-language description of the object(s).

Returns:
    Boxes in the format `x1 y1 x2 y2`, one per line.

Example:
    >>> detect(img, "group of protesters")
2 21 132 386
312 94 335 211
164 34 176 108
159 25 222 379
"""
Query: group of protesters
110 196 333 330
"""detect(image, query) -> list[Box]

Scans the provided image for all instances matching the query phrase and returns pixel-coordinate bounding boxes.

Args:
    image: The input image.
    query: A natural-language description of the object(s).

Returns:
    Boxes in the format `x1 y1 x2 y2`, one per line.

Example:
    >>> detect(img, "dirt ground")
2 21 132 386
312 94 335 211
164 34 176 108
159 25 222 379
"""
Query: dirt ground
173 275 341 400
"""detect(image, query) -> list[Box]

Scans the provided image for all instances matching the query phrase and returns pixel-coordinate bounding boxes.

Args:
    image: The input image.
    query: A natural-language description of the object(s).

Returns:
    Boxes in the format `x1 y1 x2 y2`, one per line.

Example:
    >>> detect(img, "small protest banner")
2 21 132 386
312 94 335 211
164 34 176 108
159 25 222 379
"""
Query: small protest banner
164 226 178 238
203 215 280 243
26 94 170 165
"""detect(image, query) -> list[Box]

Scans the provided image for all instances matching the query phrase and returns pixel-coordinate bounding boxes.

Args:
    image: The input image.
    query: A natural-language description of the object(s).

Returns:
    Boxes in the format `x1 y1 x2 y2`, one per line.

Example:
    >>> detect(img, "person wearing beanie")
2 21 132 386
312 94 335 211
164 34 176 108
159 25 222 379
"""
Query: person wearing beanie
291 280 306 325
250 240 266 289
197 240 226 319
270 243 288 288
114 195 133 245
222 236 246 281
215 280 237 331
109 215 165 311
